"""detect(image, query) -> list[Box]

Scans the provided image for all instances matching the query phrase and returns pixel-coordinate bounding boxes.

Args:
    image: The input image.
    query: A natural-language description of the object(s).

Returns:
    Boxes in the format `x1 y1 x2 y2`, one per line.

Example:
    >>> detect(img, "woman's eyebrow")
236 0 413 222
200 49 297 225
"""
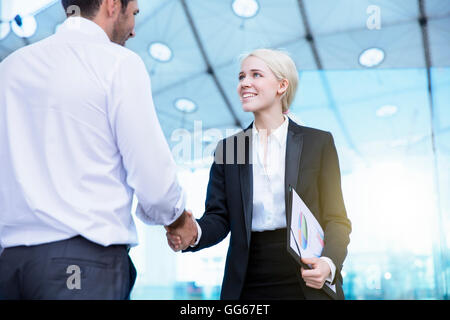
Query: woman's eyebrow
239 69 264 74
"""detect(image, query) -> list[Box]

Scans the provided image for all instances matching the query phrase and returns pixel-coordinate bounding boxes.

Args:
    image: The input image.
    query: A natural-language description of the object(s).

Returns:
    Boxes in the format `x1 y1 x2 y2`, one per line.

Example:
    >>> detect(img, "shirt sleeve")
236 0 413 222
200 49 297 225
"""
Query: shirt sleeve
320 256 336 283
107 52 185 226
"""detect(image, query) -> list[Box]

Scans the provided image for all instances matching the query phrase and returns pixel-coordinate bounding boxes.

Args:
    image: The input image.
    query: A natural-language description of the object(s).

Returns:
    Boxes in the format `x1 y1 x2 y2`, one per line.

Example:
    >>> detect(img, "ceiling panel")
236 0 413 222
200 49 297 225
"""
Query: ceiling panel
278 38 317 71
425 0 450 18
314 21 426 69
153 73 237 134
304 0 419 36
187 0 306 68
126 0 207 93
428 16 450 67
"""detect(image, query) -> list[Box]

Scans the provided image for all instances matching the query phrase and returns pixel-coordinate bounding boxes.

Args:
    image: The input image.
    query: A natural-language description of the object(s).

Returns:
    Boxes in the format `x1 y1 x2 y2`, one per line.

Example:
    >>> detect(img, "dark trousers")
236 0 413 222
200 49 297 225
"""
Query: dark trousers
241 228 306 300
0 236 136 300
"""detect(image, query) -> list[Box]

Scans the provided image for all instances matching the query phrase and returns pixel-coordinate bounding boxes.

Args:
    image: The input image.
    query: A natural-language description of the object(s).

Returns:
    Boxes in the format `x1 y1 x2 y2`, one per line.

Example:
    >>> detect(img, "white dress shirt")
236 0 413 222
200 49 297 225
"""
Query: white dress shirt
0 17 185 248
194 116 336 282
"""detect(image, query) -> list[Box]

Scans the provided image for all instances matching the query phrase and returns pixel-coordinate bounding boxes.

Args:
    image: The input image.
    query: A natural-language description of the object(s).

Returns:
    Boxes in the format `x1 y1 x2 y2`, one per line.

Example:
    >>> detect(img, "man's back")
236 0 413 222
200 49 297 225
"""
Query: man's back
0 17 183 249
0 0 189 299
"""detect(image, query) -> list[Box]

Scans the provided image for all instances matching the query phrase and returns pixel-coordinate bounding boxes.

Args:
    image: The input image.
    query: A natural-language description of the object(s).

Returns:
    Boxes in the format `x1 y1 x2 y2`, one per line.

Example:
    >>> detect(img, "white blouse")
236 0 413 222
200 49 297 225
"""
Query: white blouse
251 116 289 231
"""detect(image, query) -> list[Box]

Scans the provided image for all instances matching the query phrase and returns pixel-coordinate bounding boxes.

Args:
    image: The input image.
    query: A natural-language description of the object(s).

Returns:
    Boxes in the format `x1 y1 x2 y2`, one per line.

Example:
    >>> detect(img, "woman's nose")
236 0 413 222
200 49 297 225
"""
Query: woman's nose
241 77 251 87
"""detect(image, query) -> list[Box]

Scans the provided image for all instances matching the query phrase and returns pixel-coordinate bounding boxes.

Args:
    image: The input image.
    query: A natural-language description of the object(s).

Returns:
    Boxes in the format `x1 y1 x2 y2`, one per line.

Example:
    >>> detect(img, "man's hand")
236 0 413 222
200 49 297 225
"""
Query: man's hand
164 210 198 252
300 257 331 289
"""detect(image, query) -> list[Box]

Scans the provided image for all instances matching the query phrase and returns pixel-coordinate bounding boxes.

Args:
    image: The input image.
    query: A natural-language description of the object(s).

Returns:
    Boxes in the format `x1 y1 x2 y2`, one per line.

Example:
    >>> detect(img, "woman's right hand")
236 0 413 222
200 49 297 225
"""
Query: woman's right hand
166 231 182 252
165 210 197 252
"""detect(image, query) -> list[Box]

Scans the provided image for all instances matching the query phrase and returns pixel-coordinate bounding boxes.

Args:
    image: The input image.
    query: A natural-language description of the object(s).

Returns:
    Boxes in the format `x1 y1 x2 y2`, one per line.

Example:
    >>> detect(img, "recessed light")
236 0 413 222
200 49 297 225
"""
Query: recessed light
0 22 11 40
359 47 385 68
11 15 37 38
376 105 398 117
149 42 172 63
232 0 259 19
174 98 197 113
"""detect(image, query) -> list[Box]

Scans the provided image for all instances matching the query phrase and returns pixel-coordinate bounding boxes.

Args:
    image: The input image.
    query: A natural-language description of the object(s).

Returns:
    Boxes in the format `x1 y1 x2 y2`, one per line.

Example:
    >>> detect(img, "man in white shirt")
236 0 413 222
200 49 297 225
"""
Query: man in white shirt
0 0 196 300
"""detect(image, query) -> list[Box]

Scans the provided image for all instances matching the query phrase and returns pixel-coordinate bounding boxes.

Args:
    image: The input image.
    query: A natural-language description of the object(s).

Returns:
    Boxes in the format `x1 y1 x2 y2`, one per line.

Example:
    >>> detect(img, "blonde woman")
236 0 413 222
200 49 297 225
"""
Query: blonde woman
167 49 351 300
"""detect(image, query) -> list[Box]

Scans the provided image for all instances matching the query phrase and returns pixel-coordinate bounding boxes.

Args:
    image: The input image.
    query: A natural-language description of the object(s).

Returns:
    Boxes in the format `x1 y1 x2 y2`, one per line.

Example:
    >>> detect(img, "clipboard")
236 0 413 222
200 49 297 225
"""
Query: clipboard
286 185 338 299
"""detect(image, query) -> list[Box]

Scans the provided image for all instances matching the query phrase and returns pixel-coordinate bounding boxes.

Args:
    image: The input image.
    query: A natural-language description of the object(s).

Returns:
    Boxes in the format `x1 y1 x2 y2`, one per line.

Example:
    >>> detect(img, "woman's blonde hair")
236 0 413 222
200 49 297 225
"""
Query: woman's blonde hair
240 48 299 113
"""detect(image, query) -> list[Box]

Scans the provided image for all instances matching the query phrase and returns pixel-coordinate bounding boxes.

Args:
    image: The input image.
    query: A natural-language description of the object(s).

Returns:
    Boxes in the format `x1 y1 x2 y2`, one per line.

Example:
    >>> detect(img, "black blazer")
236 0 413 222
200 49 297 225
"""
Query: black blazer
185 119 352 300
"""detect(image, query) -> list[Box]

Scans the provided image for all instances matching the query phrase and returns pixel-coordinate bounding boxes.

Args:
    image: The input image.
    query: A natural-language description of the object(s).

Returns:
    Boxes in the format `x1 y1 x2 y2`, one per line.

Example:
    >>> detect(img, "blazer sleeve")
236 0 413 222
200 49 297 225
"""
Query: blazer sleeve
319 132 352 284
184 141 231 252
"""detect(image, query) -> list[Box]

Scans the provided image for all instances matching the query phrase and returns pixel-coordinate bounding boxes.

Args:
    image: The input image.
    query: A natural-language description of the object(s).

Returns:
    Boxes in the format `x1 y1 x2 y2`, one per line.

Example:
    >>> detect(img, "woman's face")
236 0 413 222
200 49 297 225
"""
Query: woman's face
237 56 283 114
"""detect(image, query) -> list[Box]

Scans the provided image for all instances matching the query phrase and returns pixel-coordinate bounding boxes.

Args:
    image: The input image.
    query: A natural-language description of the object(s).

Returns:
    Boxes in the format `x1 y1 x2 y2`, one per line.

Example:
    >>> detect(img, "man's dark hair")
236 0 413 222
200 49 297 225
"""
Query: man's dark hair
62 0 132 19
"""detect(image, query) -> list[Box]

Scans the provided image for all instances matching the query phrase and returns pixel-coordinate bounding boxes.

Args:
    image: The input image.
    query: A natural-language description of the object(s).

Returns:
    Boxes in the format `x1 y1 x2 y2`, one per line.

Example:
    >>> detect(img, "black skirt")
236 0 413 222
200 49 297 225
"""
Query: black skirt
240 228 305 300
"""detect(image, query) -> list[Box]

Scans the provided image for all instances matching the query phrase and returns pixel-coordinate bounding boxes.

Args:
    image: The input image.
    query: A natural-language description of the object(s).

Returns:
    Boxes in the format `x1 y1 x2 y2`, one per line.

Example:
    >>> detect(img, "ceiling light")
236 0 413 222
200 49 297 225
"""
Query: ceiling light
359 47 385 68
232 0 259 19
0 22 10 40
11 15 37 38
376 105 398 117
149 42 172 62
174 98 197 113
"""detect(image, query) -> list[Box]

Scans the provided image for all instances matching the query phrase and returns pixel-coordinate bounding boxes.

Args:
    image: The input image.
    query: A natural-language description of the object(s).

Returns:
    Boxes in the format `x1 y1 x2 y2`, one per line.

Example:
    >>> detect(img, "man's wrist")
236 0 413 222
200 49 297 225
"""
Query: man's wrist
167 210 187 229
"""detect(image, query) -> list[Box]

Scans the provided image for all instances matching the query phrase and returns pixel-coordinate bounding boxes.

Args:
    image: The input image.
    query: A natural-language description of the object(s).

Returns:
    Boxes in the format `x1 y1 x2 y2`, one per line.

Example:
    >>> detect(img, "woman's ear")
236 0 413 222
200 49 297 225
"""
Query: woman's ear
278 79 289 96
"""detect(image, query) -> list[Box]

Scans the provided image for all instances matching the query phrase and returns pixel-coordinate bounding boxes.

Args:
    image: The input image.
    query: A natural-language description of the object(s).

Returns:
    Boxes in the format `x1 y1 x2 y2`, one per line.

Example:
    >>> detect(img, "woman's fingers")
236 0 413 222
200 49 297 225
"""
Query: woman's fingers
166 232 182 251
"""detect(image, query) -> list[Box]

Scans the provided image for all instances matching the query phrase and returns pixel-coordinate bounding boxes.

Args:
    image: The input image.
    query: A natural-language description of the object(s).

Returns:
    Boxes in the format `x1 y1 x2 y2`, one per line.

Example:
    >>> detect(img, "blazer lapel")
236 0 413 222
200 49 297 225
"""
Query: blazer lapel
284 120 304 225
239 123 253 248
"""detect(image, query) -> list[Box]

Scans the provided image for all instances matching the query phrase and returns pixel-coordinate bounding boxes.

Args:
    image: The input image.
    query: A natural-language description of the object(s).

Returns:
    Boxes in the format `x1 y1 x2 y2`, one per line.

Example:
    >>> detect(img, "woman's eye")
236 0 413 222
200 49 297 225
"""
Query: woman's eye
253 73 261 78
239 75 245 81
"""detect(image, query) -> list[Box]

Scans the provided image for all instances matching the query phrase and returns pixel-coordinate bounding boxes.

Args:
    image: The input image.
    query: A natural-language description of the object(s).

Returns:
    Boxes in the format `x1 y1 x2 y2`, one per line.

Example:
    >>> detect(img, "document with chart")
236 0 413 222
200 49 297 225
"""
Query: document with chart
287 186 337 296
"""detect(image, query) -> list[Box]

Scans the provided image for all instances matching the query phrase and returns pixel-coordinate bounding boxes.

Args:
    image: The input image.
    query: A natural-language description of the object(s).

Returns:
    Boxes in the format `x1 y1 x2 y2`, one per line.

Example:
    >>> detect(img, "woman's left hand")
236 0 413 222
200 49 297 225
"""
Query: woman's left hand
300 257 331 289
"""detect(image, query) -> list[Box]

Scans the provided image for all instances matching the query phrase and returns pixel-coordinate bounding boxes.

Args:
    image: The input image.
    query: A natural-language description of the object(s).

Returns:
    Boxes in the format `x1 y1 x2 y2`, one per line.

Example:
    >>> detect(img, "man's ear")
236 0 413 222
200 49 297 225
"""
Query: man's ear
278 79 289 96
104 0 120 17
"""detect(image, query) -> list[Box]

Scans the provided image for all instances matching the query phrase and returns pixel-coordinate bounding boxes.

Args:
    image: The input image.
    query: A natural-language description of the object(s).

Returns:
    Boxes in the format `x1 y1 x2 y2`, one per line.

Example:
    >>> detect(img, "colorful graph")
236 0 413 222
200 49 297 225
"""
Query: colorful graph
316 231 324 248
298 210 308 249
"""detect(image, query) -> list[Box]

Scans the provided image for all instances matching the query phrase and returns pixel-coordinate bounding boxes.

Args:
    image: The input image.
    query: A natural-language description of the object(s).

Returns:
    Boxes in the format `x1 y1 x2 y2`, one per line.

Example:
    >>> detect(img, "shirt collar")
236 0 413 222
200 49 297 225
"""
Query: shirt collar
57 17 111 44
252 115 289 146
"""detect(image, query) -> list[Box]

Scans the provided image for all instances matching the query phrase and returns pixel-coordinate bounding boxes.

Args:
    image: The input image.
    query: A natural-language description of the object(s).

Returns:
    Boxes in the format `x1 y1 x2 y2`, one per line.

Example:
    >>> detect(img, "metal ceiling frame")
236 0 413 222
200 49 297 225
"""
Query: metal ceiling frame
297 0 362 158
418 0 448 300
180 0 243 129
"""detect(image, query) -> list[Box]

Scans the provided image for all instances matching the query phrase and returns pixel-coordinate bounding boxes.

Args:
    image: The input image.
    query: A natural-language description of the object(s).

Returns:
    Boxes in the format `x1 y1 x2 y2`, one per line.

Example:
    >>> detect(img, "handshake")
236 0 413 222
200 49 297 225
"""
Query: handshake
165 210 198 252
